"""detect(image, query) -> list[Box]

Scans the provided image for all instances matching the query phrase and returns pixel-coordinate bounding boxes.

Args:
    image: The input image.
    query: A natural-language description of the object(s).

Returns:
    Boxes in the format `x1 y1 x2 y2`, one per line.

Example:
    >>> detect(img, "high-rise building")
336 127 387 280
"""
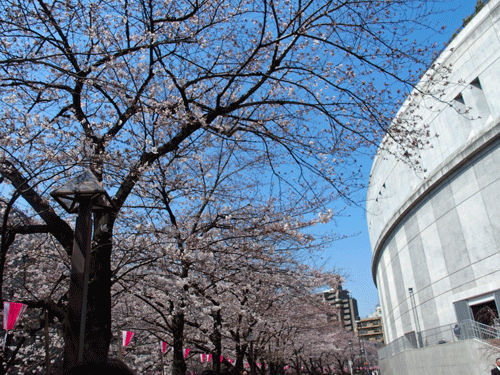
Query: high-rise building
319 285 359 331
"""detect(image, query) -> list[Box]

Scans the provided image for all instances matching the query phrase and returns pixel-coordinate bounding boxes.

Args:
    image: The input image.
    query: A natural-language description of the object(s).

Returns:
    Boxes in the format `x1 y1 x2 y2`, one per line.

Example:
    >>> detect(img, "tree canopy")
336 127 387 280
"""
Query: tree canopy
0 0 441 372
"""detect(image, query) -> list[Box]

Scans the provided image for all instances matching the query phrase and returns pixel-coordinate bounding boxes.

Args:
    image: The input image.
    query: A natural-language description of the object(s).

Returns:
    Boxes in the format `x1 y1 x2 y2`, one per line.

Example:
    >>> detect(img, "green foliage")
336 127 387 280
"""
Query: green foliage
449 0 488 42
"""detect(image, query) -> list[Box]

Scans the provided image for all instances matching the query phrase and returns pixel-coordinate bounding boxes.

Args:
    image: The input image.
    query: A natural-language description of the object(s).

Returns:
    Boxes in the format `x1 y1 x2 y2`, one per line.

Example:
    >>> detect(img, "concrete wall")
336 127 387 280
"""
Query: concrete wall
375 128 500 342
380 340 498 375
367 0 500 345
368 0 500 254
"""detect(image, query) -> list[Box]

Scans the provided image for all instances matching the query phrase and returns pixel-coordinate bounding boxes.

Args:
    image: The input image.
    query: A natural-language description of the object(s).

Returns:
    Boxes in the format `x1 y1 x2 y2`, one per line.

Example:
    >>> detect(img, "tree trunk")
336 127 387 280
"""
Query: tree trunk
212 309 222 375
235 342 247 373
63 213 113 372
172 311 187 375
0 193 19 301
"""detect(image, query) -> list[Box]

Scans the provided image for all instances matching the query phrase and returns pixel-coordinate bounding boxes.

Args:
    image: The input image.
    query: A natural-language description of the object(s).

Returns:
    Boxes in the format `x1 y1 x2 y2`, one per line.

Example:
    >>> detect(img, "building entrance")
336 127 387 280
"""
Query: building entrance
470 300 498 326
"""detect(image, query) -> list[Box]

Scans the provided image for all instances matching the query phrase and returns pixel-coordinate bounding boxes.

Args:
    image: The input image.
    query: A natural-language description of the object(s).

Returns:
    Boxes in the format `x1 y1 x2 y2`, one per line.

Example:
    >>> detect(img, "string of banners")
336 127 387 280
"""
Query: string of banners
1 311 292 371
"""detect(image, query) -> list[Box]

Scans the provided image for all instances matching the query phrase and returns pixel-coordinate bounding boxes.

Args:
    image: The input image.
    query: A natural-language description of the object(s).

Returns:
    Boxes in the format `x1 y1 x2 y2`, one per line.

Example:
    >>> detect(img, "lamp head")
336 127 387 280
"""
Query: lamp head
51 170 114 213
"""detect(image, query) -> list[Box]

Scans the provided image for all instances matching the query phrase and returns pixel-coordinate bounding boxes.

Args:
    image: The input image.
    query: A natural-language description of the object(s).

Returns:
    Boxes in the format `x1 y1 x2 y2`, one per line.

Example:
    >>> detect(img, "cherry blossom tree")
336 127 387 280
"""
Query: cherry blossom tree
239 293 362 375
0 199 68 374
0 196 362 375
0 0 443 370
111 254 342 375
103 136 339 374
109 204 341 374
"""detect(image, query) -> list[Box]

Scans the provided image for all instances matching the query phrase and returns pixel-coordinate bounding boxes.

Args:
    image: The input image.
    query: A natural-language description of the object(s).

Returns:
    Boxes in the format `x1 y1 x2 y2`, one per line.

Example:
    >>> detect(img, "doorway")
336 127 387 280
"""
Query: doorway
470 300 498 326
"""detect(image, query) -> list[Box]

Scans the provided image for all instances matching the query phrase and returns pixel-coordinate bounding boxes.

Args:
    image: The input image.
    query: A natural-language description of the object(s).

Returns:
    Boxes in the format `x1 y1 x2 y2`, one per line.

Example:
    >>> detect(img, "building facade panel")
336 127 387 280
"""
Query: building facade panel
481 59 500 115
473 143 500 190
420 223 447 286
456 193 495 262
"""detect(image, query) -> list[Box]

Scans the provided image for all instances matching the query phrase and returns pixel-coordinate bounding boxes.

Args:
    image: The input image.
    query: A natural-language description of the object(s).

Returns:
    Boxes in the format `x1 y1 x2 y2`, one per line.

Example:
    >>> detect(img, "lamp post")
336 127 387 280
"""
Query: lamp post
408 288 422 348
355 317 366 375
360 346 366 375
247 333 256 375
348 340 353 375
51 170 114 366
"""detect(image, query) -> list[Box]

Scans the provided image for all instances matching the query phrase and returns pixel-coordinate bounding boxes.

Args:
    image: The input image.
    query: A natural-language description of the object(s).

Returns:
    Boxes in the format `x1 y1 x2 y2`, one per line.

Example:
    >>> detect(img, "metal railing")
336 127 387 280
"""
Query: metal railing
378 319 500 360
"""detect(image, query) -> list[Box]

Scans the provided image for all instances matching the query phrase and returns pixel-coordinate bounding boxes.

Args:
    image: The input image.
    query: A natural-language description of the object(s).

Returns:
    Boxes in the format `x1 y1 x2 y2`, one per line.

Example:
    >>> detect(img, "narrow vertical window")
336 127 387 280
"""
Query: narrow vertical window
453 92 466 114
468 76 491 122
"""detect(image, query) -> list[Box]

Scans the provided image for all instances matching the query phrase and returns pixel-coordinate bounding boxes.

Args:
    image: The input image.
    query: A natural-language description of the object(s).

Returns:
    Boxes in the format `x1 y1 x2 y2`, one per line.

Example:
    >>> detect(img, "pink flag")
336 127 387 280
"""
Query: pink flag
3 302 27 331
220 355 223 363
162 341 168 354
208 354 212 362
229 359 233 364
122 331 134 348
200 353 206 363
184 348 190 358
245 363 250 368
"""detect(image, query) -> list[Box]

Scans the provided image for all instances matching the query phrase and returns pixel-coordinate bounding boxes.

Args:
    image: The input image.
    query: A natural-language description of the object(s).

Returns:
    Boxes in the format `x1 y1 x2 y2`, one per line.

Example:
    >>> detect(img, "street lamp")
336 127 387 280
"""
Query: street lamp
355 317 366 375
247 333 256 375
347 340 353 375
408 288 422 348
51 169 114 365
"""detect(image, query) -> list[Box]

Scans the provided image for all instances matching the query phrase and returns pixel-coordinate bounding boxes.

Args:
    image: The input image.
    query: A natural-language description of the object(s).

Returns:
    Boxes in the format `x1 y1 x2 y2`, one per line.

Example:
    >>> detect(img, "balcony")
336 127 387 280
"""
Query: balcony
378 319 500 361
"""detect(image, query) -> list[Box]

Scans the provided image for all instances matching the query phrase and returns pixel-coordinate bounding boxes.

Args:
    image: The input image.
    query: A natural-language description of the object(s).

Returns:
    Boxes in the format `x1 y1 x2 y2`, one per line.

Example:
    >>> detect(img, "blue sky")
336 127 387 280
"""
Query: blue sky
322 0 480 318
0 0 479 320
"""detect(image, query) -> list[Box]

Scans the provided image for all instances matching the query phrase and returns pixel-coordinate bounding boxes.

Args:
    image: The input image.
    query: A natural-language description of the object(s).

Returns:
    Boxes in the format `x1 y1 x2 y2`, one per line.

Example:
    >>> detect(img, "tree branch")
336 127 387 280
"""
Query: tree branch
0 159 73 255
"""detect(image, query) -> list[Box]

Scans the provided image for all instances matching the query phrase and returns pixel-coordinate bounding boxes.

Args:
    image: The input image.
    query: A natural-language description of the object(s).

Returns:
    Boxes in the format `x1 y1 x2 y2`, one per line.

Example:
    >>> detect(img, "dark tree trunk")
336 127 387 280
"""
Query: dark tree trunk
172 311 187 375
235 341 247 373
213 309 222 375
63 212 113 372
0 192 20 301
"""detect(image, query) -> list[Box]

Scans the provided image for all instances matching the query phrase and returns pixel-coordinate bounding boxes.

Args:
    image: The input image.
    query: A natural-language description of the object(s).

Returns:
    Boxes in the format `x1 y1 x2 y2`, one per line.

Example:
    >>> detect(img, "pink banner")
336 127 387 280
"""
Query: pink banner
208 354 212 362
162 341 168 353
3 302 27 331
184 348 190 358
122 331 134 348
200 353 206 363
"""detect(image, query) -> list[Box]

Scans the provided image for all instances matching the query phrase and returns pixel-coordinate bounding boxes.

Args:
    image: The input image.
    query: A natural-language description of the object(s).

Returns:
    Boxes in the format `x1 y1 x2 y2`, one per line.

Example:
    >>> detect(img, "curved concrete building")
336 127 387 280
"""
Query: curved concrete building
367 0 500 353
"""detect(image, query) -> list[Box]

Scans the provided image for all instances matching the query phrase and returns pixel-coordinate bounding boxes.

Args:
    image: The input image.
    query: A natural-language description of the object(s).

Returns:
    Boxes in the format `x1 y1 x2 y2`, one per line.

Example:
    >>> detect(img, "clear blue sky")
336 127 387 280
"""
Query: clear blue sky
322 0 479 318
